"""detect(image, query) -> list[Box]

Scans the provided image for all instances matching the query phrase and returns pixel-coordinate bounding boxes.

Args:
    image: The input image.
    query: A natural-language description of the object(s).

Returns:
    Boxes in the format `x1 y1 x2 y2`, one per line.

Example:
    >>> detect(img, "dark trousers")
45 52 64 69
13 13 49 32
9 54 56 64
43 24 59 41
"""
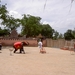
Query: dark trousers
13 46 25 54
20 47 25 54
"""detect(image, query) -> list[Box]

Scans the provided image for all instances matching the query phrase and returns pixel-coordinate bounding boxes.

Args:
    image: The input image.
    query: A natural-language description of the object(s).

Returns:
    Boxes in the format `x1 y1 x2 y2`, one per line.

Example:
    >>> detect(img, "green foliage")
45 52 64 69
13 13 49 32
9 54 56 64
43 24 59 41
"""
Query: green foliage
58 33 64 39
0 1 20 32
2 15 20 31
20 14 55 38
41 24 54 38
0 0 75 39
21 14 42 37
0 27 10 36
0 2 8 22
72 29 75 38
64 29 74 40
53 31 59 40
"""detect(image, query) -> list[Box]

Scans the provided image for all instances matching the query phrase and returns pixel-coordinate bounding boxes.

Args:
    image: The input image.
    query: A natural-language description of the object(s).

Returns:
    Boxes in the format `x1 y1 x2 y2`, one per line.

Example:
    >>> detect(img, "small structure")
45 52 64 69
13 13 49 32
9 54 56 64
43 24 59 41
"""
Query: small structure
37 34 43 38
10 29 18 39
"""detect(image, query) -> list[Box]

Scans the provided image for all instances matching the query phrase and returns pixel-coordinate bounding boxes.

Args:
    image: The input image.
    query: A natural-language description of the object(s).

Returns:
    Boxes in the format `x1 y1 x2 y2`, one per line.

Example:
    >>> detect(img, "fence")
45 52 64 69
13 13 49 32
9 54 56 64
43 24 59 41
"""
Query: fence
0 38 46 47
0 38 75 48
46 39 75 49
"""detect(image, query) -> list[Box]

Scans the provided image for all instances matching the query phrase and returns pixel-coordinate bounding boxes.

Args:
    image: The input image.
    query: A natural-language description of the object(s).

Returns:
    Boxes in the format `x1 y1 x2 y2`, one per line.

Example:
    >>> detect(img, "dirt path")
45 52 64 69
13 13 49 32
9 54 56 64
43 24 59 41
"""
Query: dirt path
0 47 75 75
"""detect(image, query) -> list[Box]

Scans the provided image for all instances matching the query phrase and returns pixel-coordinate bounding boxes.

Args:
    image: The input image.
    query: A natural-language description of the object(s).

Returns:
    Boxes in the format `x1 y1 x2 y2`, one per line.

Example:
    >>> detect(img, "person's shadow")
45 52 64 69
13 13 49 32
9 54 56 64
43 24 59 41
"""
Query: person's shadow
15 52 26 54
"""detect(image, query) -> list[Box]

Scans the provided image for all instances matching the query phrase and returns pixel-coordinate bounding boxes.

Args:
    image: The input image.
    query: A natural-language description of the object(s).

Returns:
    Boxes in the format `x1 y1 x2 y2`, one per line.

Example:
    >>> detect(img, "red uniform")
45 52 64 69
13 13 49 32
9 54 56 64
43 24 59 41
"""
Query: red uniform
13 41 29 53
14 42 22 50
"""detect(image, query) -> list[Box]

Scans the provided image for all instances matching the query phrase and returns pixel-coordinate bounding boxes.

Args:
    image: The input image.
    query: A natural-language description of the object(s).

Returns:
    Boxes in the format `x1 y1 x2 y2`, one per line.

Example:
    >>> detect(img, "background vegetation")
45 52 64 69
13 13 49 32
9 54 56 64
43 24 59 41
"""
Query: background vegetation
0 1 75 40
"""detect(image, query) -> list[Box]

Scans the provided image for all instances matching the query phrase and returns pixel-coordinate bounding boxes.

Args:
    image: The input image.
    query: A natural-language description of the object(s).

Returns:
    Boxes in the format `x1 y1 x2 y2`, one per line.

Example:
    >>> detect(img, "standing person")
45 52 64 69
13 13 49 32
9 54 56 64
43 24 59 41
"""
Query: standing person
0 42 2 50
38 39 43 51
38 39 46 53
13 41 29 54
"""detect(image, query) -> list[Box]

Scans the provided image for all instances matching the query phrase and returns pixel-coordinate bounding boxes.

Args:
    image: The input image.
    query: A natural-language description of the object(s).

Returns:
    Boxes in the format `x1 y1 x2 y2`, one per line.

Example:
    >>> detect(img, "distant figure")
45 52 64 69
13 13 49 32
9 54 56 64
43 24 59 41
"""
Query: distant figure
0 42 2 50
38 39 42 49
13 41 29 54
38 39 46 53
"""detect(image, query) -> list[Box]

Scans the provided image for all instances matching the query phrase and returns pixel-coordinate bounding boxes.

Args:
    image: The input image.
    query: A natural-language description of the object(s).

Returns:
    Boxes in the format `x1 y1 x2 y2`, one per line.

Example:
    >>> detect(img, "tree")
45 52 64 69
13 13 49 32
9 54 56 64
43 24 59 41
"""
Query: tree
21 14 42 37
0 1 20 32
58 33 64 39
0 1 8 24
41 24 54 38
2 15 20 31
64 29 74 40
72 28 75 39
53 31 59 40
0 27 10 36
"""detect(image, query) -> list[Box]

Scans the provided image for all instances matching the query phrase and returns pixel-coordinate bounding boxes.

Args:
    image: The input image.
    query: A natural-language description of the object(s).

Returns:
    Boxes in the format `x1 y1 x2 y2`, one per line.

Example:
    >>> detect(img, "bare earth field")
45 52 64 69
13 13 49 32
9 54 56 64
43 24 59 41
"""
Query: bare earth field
0 47 75 75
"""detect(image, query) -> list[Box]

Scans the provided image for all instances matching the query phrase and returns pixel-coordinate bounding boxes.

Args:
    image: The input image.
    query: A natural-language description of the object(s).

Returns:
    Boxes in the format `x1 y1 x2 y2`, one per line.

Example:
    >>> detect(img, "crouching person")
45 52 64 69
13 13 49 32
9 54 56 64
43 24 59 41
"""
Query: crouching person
13 41 29 54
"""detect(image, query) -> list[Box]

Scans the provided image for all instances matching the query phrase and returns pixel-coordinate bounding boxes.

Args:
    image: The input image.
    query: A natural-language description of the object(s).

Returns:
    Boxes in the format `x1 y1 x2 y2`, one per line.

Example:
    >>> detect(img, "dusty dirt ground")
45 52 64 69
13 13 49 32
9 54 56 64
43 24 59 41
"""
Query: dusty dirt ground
0 47 75 75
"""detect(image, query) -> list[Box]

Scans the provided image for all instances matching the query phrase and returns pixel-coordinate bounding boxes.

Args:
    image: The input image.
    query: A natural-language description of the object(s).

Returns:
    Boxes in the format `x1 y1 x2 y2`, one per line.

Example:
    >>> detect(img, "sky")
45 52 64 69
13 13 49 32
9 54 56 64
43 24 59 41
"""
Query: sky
0 0 75 34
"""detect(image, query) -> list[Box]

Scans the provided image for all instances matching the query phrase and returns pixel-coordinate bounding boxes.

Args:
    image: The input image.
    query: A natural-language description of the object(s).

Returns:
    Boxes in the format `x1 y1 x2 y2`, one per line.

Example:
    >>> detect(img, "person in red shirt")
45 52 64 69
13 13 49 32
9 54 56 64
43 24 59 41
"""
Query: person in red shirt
13 41 29 54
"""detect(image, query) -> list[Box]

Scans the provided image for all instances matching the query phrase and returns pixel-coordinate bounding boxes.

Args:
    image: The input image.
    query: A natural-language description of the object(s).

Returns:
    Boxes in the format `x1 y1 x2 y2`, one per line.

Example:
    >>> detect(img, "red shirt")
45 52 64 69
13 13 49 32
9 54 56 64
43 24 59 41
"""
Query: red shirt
14 42 22 49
